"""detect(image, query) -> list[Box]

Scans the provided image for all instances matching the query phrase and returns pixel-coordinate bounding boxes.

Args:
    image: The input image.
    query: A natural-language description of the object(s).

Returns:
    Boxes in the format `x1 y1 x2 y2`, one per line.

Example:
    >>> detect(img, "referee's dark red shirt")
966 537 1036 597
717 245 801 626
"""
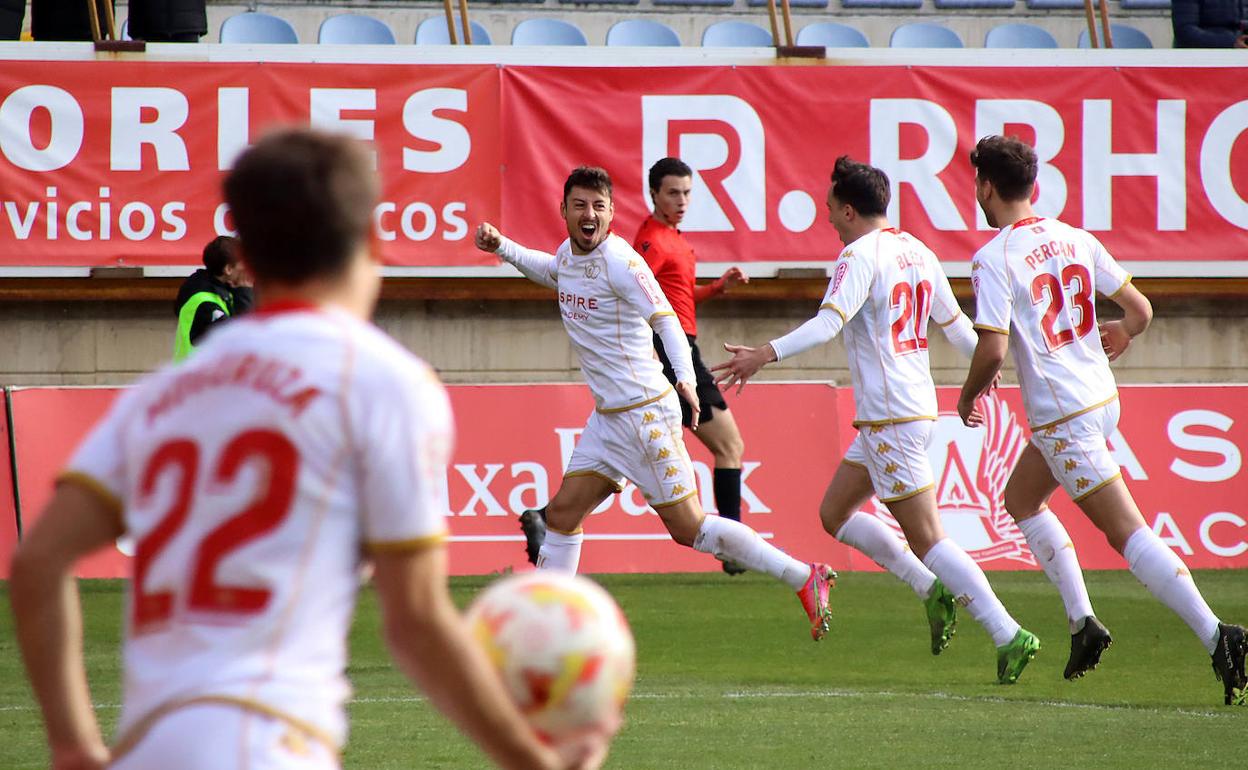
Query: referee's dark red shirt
633 215 721 336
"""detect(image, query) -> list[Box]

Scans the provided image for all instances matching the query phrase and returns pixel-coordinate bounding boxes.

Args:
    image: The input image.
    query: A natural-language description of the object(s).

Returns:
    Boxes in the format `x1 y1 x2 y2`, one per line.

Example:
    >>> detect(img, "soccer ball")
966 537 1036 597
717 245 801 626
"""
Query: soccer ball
466 571 635 744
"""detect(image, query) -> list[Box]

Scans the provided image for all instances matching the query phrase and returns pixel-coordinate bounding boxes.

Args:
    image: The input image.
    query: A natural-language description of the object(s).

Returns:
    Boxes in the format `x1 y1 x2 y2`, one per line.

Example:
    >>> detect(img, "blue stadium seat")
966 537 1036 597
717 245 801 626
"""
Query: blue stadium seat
416 17 493 44
747 0 828 8
702 20 773 47
935 0 1014 7
655 0 732 6
220 12 298 44
512 18 588 46
318 14 396 45
984 23 1058 48
842 0 922 8
1025 0 1084 8
890 22 963 48
606 20 680 46
561 0 638 4
796 22 869 48
1120 0 1170 6
1078 24 1153 48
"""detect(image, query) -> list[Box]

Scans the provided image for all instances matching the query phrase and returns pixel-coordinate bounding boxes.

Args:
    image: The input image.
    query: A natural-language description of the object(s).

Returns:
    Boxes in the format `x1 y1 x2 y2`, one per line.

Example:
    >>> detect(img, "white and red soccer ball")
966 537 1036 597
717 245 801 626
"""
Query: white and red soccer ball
466 571 636 745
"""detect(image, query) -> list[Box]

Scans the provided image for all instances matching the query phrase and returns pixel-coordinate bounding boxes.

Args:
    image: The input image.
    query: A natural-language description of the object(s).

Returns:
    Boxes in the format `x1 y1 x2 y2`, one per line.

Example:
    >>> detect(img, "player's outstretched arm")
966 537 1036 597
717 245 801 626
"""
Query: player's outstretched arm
475 222 558 290
957 330 1009 427
10 484 123 770
372 547 605 770
1099 282 1152 362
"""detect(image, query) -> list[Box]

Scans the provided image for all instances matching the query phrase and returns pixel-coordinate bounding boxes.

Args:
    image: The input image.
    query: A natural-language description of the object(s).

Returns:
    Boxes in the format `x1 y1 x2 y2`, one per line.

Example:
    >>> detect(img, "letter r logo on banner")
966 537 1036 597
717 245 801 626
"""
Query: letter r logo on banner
641 95 766 232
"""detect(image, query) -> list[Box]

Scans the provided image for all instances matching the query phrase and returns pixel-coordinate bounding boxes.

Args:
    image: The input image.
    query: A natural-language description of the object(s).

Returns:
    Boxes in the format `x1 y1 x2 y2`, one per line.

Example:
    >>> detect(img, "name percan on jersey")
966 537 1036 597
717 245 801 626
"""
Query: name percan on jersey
63 306 453 750
971 216 1131 430
823 228 965 426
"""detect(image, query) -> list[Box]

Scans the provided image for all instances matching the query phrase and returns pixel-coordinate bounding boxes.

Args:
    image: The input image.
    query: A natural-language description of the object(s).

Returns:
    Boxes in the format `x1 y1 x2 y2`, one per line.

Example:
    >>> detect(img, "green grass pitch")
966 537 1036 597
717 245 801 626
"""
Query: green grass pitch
2 570 1245 768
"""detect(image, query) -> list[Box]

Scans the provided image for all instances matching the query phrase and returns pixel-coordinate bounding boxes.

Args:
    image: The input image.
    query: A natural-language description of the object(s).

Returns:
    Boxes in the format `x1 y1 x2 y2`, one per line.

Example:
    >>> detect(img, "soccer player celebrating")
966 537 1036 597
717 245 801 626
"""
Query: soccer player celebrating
634 158 750 575
474 166 837 642
959 134 1246 701
10 130 606 770
714 156 1040 683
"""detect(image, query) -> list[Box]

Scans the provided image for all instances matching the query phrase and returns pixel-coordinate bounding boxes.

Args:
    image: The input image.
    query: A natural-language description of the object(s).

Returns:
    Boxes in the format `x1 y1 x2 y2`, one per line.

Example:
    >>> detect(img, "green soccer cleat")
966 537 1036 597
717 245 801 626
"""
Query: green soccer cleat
997 628 1041 685
923 579 958 655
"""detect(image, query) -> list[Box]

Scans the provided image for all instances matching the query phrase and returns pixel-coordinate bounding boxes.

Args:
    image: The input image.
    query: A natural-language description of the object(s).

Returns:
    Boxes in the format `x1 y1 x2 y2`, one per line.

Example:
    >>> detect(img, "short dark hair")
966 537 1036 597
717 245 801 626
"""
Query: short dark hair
829 156 890 217
969 135 1037 202
201 235 238 277
563 166 613 202
223 128 378 286
648 157 692 192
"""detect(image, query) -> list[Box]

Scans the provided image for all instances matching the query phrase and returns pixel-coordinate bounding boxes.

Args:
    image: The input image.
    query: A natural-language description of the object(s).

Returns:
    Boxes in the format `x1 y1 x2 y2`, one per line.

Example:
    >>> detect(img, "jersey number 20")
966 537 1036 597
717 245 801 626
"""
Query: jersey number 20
132 430 298 634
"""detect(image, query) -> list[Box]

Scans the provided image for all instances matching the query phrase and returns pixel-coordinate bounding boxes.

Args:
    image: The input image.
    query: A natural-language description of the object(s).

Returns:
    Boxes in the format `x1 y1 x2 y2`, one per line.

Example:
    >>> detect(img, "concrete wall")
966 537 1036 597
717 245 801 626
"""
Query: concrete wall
113 0 1176 49
2 292 1243 387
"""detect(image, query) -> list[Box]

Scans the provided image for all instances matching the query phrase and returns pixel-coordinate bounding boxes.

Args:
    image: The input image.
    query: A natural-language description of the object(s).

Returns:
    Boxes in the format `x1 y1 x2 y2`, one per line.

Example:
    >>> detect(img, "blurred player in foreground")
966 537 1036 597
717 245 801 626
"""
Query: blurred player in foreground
10 128 607 770
960 134 1247 701
714 157 1040 684
635 157 750 575
475 166 837 642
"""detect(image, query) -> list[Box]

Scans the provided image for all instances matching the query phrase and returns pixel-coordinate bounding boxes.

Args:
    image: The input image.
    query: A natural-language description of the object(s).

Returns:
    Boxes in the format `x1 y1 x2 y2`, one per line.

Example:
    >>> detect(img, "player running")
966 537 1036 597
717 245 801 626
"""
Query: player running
959 134 1246 701
714 156 1040 683
474 166 836 642
10 129 606 770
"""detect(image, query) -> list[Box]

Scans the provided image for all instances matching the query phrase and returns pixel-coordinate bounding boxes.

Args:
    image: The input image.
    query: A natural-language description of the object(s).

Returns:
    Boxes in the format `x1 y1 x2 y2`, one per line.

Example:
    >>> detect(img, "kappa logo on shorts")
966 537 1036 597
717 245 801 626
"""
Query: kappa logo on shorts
1053 439 1069 454
671 484 687 496
884 462 899 474
649 429 663 441
1064 458 1078 472
869 424 886 434
891 481 907 495
1075 477 1092 491
664 466 680 479
875 442 893 455
864 398 1035 567
642 412 657 424
656 447 671 460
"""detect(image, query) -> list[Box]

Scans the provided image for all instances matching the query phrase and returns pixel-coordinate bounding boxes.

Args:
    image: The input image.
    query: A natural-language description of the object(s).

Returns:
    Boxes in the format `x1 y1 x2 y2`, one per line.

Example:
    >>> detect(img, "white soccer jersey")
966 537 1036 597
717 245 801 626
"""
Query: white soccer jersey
62 304 453 752
497 232 693 413
814 228 966 426
971 216 1131 430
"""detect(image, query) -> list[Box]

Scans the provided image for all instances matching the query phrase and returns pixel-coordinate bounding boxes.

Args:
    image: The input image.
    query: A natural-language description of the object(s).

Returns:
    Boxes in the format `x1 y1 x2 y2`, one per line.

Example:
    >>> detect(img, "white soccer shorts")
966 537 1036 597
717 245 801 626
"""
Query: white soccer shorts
844 420 936 503
565 390 698 509
110 702 340 770
1031 398 1123 502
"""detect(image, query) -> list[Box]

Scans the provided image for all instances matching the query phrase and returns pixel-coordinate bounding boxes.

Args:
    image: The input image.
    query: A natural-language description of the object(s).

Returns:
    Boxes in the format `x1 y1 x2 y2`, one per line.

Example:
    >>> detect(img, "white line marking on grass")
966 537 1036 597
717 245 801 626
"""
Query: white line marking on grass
0 687 1234 720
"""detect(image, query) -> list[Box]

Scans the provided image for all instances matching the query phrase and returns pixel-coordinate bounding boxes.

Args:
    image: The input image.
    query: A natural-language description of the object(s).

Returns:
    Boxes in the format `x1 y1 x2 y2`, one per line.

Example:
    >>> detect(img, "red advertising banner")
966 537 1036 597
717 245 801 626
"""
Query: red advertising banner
1 56 1246 271
501 65 1248 269
0 390 17 579
4 383 1246 579
0 62 501 267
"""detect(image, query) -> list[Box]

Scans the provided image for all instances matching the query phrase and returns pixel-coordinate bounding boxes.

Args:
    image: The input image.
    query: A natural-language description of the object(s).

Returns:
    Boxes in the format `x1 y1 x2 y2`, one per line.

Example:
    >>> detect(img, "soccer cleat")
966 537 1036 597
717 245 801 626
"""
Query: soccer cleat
1064 616 1113 680
518 507 547 566
796 563 837 641
997 628 1041 685
923 579 958 656
1211 623 1248 706
721 559 748 576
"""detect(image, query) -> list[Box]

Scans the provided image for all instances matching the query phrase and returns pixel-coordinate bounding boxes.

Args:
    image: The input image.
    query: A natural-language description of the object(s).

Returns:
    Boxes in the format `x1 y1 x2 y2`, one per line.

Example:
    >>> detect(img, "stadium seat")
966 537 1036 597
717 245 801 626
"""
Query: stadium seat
318 14 396 45
416 17 492 45
656 0 732 6
1120 0 1170 6
220 12 298 44
1025 0 1083 7
1078 24 1153 48
843 0 922 8
512 18 588 46
890 22 963 48
747 0 828 8
984 23 1058 48
935 0 1015 7
795 22 869 48
561 0 638 4
702 20 773 47
606 20 680 46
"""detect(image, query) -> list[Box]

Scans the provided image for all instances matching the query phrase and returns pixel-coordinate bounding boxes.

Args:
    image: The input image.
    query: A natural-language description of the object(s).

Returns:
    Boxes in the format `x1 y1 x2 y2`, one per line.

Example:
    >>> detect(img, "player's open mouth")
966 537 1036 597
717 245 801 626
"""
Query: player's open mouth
580 223 597 236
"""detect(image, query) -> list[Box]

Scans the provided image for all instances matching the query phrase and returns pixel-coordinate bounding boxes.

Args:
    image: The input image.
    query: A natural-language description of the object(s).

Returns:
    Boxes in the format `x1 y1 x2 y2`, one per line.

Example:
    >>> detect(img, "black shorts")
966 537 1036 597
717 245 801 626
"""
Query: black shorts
653 333 729 429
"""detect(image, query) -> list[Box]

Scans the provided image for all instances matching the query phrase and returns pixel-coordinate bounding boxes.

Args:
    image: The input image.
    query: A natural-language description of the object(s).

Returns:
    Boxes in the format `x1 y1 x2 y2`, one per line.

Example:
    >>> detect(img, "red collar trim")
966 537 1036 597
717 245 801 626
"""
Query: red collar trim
254 299 321 318
1013 216 1044 228
881 227 901 234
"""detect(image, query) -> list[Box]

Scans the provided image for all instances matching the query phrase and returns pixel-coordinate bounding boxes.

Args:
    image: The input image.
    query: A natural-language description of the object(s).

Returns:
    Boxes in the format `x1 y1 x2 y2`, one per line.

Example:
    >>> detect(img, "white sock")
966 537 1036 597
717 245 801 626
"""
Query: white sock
922 538 1020 647
693 515 810 590
536 529 583 573
1123 528 1221 653
1017 509 1095 631
836 512 936 599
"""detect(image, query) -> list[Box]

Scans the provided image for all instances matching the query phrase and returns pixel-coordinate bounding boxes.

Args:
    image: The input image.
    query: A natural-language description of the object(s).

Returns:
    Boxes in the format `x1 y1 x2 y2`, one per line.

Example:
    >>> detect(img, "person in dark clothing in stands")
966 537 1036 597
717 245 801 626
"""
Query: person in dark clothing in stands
1172 0 1248 47
173 236 253 361
127 0 207 42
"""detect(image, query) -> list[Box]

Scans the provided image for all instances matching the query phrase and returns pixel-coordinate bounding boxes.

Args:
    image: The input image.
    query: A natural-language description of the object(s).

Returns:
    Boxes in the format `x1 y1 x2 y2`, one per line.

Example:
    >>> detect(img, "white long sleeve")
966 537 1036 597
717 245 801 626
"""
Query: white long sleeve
651 312 695 383
940 312 979 359
769 307 846 362
495 236 558 289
